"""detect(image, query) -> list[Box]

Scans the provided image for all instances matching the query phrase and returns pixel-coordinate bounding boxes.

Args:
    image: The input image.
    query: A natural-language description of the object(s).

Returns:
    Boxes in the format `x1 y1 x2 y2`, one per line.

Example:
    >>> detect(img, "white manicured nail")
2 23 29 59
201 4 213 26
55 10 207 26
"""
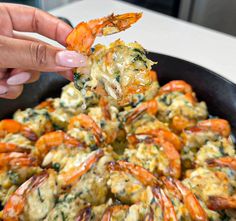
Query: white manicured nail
7 72 31 85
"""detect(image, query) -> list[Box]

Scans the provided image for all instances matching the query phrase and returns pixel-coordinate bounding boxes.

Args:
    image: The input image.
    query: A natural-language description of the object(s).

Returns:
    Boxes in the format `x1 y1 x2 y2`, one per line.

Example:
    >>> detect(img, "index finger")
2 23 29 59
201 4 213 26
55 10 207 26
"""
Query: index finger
0 3 73 45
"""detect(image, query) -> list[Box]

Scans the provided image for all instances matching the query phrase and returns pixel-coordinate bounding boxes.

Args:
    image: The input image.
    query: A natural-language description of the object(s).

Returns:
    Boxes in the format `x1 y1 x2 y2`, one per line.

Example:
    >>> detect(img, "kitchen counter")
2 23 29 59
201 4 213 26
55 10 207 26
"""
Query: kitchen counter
47 0 236 84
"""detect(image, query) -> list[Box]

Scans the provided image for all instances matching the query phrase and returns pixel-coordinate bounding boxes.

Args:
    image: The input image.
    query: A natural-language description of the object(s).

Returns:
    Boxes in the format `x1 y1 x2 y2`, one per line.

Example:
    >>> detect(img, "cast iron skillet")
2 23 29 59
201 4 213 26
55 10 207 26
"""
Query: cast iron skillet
1 52 236 136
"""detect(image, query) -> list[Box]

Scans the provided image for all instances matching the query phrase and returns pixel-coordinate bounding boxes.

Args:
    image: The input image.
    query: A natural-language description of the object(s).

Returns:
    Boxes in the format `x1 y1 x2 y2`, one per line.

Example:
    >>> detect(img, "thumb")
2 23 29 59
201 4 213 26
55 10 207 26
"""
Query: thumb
0 35 87 72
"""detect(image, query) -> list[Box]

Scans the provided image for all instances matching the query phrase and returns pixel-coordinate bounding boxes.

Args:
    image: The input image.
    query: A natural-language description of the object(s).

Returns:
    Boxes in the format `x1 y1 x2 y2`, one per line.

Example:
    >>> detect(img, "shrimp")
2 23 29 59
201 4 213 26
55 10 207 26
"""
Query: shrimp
35 130 82 160
108 160 160 187
171 115 196 133
3 171 49 220
173 179 208 221
68 114 104 144
206 157 236 170
0 119 37 141
144 207 154 221
0 152 37 168
67 14 157 106
95 97 121 144
66 13 142 55
128 129 182 151
207 195 236 210
148 130 182 151
101 205 129 221
149 70 158 82
160 177 209 221
125 100 158 124
76 202 113 221
188 119 231 137
58 149 104 186
126 135 181 178
152 187 178 221
76 207 92 221
158 80 196 104
154 138 181 179
35 99 55 112
161 176 182 200
0 142 30 153
159 80 193 95
99 97 111 121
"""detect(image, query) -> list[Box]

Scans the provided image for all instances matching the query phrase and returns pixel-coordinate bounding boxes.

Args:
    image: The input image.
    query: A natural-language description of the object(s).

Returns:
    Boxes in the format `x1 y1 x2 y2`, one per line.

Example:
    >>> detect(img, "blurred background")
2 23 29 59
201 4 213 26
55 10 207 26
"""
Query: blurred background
1 0 236 37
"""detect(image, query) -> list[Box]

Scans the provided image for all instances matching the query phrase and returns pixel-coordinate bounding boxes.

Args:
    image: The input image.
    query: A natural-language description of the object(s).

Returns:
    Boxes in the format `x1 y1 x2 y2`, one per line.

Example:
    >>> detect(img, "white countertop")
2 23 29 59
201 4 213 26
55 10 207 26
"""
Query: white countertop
46 0 236 83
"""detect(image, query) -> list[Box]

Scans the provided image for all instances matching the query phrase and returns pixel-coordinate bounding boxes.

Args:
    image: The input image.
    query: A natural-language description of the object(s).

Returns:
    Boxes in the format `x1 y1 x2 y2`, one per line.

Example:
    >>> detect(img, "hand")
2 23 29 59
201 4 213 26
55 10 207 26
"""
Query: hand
0 3 87 99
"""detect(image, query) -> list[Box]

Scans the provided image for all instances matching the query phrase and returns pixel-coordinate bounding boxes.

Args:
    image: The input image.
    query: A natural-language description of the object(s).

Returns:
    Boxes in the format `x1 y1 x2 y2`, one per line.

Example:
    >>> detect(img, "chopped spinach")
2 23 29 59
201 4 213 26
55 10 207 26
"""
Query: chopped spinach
74 72 81 82
159 94 172 106
60 101 66 108
133 54 144 62
52 123 63 131
100 120 106 128
219 141 227 156
115 75 120 83
133 48 145 55
114 70 121 83
52 163 61 172
7 171 20 185
133 53 148 68
74 72 83 90
75 191 83 198
61 211 66 221
130 94 144 107
37 188 44 203
150 197 156 204
90 144 98 151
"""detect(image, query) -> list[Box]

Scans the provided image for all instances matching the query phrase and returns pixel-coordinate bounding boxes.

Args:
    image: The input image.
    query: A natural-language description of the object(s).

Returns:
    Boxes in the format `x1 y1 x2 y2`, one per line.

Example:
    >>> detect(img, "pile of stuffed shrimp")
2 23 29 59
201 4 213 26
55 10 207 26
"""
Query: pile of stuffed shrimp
0 13 235 221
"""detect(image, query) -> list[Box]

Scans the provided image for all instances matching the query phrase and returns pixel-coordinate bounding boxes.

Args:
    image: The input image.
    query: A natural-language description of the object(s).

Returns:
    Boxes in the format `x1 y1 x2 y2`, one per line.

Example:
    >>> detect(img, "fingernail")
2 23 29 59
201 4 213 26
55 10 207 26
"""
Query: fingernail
7 72 31 85
56 50 87 68
0 85 8 94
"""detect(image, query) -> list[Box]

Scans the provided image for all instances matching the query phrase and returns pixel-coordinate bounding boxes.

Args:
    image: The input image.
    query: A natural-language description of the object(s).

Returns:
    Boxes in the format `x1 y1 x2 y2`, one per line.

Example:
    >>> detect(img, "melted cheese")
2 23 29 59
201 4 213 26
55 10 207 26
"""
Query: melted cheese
108 170 148 204
70 154 113 205
14 108 51 137
76 40 156 105
1 134 33 149
124 142 169 176
157 92 208 123
183 167 231 202
22 171 58 220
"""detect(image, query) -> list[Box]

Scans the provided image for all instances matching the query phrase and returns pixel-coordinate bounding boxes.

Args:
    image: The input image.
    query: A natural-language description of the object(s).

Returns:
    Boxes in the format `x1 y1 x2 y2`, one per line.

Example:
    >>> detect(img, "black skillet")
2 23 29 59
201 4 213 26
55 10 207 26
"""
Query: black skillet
1 52 236 135
1 17 236 135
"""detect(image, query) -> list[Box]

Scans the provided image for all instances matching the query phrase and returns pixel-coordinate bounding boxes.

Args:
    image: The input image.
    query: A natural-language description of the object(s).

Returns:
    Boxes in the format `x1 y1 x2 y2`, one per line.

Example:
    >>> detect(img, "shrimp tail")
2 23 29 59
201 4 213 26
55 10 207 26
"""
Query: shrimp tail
206 157 236 170
66 13 142 54
207 196 236 210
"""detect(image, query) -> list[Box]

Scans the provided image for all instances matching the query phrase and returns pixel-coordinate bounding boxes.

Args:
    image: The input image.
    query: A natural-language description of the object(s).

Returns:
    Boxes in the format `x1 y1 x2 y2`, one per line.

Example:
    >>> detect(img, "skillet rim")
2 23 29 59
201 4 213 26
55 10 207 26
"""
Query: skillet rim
1 51 236 121
148 51 236 87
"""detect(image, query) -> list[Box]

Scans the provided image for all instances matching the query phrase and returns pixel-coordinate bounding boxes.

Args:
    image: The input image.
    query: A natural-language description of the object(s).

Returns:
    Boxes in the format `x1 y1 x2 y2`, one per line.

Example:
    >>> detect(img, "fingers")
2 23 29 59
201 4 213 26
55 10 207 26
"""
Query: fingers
11 34 68 83
0 3 72 45
0 69 40 99
0 80 8 95
0 68 73 99
0 4 79 100
0 35 87 72
0 85 23 99
9 69 40 84
7 71 31 85
13 32 50 45
12 34 71 82
0 79 23 99
26 71 40 83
